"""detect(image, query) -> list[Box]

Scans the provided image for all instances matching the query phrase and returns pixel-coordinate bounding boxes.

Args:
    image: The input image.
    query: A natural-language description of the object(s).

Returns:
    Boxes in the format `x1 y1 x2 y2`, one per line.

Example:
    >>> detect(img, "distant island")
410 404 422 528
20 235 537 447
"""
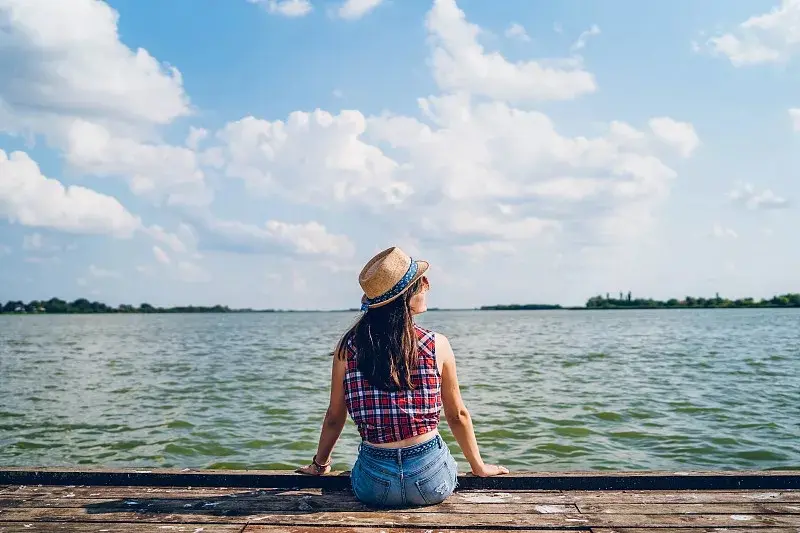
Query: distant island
478 292 800 311
0 298 274 315
2 292 799 315
480 304 562 310
583 292 800 309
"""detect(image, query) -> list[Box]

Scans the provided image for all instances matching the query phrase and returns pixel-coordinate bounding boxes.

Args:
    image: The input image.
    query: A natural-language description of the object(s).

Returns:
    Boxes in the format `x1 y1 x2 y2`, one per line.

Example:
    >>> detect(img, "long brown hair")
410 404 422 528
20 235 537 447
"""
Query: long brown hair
335 278 424 392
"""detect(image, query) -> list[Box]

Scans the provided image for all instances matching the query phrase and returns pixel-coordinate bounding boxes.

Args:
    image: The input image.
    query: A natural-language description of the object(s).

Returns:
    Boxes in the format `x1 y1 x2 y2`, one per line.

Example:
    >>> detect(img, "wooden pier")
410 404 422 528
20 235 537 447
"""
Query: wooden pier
1 468 799 532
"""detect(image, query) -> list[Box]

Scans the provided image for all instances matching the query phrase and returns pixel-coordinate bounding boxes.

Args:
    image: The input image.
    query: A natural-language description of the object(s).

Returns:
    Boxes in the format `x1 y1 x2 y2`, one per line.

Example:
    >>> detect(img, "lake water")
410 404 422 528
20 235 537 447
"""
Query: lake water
1 310 798 472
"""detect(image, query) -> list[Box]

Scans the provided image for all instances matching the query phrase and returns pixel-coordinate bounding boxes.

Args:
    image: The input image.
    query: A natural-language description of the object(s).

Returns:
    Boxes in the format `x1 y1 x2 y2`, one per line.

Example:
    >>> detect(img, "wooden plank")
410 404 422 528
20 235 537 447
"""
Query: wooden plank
0 497 577 514
2 468 798 491
0 508 799 528
0 526 583 533
5 485 800 505
577 502 799 514
571 490 800 504
242 525 580 533
591 529 800 533
0 486 570 504
0 524 242 532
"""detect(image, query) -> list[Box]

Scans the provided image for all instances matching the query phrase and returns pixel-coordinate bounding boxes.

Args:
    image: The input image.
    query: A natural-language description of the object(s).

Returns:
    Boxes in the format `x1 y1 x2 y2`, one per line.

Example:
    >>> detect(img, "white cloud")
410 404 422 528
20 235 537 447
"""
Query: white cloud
705 0 800 66
22 233 43 251
145 225 192 254
0 0 189 129
728 182 790 210
214 111 410 206
89 264 121 279
337 0 384 20
368 91 686 245
648 117 701 157
425 0 596 101
0 0 210 209
570 24 601 52
0 150 142 237
712 223 738 239
790 108 800 130
199 0 694 258
153 246 171 265
505 23 531 42
186 127 209 150
64 120 211 206
203 217 356 258
249 0 312 17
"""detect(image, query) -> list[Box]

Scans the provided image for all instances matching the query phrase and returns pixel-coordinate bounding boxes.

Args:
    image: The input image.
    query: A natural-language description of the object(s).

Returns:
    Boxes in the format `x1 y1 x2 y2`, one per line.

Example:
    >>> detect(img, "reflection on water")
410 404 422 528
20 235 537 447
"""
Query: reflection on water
1 309 798 471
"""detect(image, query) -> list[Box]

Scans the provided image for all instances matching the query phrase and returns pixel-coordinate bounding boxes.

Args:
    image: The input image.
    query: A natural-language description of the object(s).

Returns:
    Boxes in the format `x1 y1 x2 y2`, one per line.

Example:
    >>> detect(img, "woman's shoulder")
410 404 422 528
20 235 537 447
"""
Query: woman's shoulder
413 325 451 348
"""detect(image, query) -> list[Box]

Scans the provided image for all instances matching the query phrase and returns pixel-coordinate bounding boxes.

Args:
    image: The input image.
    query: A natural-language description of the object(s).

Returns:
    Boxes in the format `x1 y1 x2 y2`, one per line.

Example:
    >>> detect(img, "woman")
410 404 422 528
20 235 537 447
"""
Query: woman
297 246 508 507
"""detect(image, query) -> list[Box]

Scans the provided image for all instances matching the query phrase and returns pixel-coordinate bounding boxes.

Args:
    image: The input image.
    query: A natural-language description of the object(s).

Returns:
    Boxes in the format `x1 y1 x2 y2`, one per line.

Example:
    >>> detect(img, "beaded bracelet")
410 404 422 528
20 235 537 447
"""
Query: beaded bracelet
312 454 331 469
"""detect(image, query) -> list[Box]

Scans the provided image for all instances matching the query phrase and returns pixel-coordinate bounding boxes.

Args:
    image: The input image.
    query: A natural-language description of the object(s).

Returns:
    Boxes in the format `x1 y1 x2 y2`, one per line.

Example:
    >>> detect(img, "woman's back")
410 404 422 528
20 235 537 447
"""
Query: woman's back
343 324 441 445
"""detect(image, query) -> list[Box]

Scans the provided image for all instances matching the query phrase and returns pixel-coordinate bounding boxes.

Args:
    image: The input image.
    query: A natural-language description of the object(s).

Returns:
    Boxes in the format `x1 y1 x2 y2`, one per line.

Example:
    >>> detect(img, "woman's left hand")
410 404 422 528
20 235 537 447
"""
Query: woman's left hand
296 462 331 476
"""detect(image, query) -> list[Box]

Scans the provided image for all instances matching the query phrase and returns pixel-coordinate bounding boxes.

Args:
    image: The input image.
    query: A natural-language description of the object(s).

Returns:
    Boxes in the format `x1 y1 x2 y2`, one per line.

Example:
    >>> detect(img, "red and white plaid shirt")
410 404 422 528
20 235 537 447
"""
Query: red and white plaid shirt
343 325 442 444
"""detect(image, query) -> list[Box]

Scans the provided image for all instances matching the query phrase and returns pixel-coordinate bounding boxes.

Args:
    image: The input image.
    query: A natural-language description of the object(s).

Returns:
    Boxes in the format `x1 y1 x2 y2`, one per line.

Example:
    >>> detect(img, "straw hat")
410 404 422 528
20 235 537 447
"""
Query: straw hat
359 247 429 311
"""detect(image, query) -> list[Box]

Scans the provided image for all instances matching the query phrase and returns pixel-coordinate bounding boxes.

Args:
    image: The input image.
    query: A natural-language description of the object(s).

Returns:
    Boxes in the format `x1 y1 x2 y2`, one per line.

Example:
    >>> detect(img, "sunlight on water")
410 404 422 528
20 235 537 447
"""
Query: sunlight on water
0 309 798 471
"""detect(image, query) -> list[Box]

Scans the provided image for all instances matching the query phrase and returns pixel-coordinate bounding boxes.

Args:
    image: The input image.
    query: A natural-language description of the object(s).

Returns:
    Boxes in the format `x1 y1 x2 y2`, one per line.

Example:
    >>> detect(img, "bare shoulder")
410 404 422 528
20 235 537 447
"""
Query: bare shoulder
432 331 454 363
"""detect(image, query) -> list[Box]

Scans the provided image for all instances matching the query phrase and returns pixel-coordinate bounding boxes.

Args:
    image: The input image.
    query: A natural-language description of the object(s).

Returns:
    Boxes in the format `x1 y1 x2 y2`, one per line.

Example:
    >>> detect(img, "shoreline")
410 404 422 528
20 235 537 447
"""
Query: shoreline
2 305 800 315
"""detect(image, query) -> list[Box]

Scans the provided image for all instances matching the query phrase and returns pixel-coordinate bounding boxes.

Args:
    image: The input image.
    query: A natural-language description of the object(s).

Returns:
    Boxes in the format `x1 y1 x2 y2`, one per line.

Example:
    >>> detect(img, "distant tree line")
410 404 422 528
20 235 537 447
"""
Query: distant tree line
585 292 800 309
0 298 278 314
480 304 563 310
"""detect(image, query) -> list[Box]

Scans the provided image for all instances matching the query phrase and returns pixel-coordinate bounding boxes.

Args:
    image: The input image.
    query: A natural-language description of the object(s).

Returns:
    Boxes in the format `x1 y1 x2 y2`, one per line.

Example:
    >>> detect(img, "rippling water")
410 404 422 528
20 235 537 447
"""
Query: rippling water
1 310 798 472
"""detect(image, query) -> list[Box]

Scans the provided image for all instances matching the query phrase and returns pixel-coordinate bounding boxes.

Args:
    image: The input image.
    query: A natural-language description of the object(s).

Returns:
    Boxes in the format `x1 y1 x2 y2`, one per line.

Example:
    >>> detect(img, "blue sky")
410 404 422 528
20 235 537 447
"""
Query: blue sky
0 0 798 309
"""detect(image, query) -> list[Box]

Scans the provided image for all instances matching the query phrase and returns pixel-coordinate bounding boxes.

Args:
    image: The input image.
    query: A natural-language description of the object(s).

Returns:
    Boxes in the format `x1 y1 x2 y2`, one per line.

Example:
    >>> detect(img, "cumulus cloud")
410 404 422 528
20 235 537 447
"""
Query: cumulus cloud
248 0 312 17
64 120 211 206
649 117 701 157
425 0 596 101
337 0 384 20
728 182 790 210
0 150 142 237
368 92 686 246
213 111 410 206
200 0 696 255
201 217 355 258
0 0 189 128
705 0 800 66
504 23 531 42
0 0 209 206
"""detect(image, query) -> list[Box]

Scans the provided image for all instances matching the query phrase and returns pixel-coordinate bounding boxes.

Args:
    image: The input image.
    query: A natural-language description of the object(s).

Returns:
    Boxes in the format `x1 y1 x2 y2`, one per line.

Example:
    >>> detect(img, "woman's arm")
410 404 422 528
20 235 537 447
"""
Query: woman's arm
437 333 508 477
296 347 348 475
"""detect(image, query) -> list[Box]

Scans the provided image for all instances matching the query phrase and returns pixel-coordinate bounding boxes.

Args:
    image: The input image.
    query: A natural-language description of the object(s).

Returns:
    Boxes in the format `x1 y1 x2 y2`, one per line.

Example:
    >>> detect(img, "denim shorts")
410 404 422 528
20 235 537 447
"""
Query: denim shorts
350 433 458 507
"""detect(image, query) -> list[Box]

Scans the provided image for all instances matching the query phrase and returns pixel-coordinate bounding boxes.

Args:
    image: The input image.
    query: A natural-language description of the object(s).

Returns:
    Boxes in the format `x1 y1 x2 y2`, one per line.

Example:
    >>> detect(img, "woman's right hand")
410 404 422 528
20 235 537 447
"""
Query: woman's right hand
471 463 509 477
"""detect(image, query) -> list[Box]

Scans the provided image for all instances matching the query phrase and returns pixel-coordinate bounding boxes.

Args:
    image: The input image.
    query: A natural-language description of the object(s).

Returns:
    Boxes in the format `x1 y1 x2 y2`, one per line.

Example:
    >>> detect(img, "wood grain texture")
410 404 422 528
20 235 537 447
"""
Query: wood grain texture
1 507 799 528
0 524 242 532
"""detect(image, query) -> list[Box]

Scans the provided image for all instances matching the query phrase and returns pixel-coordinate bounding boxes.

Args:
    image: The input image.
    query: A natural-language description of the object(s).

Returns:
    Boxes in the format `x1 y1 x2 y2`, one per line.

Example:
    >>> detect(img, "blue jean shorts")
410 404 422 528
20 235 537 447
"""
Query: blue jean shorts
350 433 458 507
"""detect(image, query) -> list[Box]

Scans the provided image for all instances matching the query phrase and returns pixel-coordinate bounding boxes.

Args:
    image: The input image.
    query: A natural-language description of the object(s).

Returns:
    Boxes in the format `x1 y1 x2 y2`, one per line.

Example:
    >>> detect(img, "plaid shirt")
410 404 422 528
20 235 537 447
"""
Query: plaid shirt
343 325 442 444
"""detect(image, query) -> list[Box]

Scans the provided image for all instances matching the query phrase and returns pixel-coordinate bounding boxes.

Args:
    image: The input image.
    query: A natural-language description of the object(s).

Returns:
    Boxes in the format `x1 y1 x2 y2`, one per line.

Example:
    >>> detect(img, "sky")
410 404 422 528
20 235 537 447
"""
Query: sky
0 0 798 310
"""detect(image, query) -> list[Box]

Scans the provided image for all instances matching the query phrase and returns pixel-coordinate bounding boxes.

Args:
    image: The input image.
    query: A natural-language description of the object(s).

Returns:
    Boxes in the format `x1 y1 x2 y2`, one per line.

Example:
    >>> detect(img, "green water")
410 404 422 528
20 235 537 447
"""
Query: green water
1 310 798 471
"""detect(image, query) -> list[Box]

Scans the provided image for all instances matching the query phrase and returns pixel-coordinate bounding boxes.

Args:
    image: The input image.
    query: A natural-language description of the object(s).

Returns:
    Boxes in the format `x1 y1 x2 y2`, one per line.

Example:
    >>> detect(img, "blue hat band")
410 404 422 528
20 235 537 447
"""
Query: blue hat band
361 259 419 312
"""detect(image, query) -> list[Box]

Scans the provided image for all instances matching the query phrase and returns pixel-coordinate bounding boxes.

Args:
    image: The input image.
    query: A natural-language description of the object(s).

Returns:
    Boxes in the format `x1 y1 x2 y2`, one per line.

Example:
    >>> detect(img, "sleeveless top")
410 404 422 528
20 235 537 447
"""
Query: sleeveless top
343 325 442 444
